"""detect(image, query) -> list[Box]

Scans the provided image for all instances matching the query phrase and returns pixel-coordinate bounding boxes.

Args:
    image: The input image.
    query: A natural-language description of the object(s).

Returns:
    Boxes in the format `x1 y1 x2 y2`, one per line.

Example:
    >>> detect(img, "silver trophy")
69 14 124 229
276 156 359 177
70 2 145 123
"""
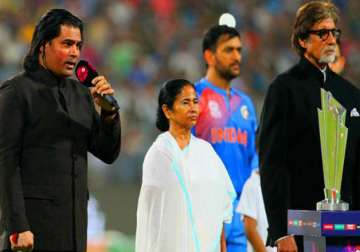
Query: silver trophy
316 89 349 211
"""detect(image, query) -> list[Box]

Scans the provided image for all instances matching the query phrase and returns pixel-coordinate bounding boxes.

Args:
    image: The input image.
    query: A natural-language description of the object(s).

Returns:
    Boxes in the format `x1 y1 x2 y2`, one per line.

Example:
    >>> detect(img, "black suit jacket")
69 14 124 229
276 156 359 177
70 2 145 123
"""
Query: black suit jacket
258 57 360 245
0 67 121 251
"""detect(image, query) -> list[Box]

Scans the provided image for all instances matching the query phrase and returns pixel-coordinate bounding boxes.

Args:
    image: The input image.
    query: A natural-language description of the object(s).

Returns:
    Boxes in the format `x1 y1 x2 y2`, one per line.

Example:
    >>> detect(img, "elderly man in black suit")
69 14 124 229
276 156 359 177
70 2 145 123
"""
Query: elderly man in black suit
258 1 360 252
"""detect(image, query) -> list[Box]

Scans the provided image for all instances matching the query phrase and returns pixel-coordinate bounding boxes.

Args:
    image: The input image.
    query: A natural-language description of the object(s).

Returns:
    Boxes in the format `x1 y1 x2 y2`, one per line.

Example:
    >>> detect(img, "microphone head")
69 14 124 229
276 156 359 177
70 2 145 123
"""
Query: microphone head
75 60 98 87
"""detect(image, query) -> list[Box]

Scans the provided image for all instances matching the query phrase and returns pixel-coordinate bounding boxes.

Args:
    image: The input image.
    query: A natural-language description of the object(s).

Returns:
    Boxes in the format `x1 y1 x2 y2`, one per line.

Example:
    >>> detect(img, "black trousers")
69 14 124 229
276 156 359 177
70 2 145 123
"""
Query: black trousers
295 236 304 251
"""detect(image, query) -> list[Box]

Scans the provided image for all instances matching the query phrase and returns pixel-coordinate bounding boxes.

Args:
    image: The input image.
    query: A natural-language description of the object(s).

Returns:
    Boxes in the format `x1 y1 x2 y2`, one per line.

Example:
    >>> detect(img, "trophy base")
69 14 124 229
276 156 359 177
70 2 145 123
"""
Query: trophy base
316 200 349 211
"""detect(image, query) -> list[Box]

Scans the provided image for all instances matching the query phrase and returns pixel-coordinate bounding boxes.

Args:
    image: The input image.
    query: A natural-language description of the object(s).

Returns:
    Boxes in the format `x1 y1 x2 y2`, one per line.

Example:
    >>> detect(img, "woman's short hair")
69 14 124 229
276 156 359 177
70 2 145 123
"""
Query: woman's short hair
156 79 195 132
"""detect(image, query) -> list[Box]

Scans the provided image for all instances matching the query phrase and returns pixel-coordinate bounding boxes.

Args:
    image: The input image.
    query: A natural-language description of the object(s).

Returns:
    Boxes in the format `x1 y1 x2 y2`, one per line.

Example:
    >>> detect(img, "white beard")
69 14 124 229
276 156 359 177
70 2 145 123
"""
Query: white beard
319 46 336 64
319 53 336 64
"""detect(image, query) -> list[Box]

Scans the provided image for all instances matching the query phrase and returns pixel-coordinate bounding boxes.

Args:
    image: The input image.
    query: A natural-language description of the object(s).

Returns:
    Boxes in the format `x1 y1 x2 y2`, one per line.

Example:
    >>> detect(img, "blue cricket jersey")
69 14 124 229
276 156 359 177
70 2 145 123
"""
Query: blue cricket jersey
193 78 258 195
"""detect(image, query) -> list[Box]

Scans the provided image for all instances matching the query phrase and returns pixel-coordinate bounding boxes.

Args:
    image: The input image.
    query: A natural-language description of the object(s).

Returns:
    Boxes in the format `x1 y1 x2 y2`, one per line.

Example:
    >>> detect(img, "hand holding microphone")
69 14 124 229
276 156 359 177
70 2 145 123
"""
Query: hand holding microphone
75 60 120 113
10 231 34 252
90 76 116 111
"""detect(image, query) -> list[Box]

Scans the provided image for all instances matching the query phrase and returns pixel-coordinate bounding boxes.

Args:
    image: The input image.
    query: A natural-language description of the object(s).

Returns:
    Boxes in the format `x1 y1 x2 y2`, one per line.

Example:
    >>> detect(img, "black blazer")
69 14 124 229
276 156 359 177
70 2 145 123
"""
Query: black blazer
258 57 360 245
0 67 121 251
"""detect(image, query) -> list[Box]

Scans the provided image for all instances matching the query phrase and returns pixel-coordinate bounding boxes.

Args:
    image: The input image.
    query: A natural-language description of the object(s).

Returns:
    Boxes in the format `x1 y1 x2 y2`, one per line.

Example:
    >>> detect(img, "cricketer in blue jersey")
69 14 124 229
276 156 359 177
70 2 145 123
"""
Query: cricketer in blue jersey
193 25 258 252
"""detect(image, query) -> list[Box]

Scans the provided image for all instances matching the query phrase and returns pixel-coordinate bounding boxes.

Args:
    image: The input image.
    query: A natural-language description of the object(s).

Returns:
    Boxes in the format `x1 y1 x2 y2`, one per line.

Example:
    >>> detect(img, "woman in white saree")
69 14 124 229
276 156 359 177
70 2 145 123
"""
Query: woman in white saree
136 79 236 252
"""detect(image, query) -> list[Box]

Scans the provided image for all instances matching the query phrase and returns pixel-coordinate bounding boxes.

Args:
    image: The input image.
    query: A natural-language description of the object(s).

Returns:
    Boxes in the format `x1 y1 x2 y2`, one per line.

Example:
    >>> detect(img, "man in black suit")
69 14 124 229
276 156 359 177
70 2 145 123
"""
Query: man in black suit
258 1 360 252
0 9 121 252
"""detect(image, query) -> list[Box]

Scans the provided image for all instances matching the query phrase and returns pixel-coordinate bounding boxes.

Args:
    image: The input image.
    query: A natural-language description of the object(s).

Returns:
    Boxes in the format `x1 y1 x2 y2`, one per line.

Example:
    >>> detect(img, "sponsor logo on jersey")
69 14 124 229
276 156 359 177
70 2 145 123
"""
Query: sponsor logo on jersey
208 100 222 119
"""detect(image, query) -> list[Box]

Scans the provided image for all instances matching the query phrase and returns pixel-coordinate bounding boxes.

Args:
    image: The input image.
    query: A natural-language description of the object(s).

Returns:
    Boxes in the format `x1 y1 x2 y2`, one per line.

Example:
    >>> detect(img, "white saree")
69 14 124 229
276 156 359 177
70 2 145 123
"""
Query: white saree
136 132 236 252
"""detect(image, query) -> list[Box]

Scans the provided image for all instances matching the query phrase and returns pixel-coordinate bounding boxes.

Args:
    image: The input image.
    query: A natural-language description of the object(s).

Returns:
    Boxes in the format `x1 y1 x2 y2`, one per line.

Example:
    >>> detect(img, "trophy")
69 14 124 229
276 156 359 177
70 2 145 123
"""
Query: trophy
316 88 348 211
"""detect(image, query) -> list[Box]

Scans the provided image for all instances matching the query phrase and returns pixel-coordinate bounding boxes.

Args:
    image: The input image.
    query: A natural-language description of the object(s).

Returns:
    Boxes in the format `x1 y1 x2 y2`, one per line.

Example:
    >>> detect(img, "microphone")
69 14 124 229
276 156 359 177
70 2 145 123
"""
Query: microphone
75 60 119 112
10 233 18 243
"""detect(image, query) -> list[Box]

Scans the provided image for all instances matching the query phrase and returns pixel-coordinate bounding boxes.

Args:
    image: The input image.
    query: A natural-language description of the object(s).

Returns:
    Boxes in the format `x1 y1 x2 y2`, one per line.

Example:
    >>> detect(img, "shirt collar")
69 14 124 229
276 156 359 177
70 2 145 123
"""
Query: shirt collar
199 78 234 96
298 57 331 84
320 66 327 83
26 66 66 87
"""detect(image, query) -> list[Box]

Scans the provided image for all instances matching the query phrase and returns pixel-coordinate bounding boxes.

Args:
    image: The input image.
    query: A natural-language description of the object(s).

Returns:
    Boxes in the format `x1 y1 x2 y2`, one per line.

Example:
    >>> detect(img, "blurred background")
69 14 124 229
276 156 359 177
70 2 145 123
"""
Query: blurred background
0 0 359 251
